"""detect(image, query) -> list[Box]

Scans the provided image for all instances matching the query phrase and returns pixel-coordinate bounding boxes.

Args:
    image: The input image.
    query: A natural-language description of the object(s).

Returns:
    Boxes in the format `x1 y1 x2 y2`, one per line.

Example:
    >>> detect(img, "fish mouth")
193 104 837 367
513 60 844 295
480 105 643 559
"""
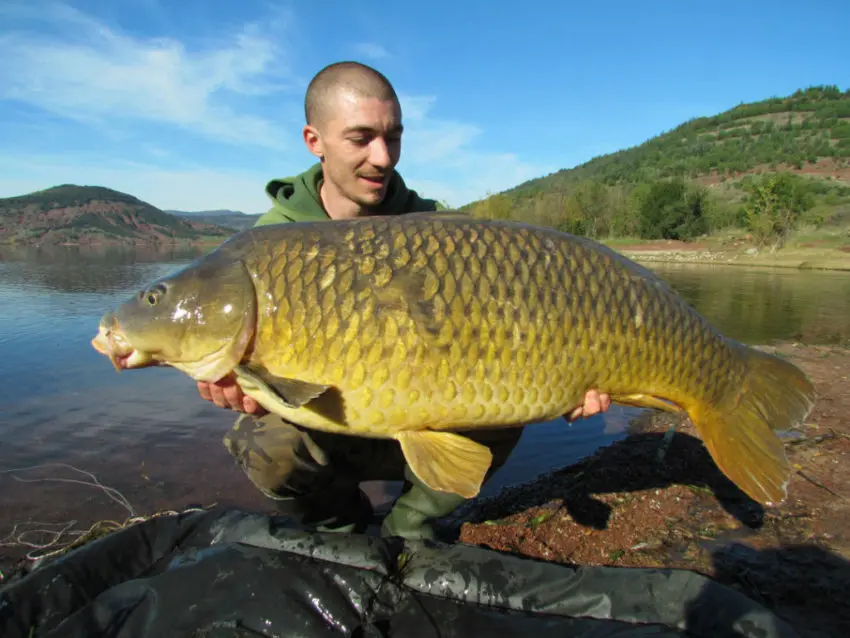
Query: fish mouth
91 314 137 372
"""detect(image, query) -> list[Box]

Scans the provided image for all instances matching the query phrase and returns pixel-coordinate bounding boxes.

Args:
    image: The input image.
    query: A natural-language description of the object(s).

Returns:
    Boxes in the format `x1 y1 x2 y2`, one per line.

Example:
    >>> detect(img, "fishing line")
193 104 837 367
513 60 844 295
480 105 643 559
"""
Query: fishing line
0 462 136 517
0 462 210 567
0 462 135 563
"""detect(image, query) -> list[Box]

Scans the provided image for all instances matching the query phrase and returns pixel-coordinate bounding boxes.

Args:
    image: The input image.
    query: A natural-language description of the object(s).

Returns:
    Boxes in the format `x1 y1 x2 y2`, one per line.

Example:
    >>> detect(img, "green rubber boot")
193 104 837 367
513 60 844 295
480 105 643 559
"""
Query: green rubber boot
269 480 374 534
380 465 468 540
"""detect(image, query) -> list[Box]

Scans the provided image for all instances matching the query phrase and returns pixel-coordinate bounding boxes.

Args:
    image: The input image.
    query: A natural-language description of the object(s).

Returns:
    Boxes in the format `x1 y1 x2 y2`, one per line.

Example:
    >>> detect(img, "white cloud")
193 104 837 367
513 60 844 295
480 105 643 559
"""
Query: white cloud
0 3 552 211
352 42 391 61
403 153 553 209
0 2 300 149
397 94 554 207
398 94 437 122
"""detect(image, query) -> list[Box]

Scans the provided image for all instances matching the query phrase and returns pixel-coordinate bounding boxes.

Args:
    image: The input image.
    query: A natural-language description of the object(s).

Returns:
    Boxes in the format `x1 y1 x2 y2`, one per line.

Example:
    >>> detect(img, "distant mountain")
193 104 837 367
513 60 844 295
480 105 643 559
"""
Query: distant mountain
166 209 263 231
0 185 236 246
166 209 246 216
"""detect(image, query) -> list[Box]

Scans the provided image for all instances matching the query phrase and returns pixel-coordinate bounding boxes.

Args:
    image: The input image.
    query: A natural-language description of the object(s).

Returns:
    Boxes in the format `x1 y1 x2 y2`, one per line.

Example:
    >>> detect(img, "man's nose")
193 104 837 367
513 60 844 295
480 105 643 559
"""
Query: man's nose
368 138 392 168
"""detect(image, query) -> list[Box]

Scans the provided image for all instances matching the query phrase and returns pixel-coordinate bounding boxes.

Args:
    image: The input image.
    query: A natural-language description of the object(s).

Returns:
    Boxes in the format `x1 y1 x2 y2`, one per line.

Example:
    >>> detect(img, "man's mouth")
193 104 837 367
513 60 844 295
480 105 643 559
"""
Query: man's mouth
359 174 386 187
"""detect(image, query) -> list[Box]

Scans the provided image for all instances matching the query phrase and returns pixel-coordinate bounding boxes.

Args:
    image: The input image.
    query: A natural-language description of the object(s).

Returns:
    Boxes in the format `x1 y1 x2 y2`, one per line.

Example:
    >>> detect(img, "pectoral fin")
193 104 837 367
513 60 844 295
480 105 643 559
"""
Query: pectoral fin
233 365 330 411
395 430 493 499
611 393 684 414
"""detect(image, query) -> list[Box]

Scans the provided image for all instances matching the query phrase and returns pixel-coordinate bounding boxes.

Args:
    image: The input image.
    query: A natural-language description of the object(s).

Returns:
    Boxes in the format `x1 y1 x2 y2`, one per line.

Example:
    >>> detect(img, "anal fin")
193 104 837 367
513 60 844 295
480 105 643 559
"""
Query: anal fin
395 430 493 499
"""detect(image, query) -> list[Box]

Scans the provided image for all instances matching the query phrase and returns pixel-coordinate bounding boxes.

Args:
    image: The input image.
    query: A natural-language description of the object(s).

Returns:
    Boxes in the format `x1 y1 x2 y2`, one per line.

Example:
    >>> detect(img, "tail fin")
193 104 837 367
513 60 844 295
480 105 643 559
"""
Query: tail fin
690 345 816 506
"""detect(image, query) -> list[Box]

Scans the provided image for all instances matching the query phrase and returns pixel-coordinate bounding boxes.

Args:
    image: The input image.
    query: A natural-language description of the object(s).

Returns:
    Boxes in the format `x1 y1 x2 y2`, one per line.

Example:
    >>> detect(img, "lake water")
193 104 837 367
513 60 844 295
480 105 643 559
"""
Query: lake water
2 243 850 544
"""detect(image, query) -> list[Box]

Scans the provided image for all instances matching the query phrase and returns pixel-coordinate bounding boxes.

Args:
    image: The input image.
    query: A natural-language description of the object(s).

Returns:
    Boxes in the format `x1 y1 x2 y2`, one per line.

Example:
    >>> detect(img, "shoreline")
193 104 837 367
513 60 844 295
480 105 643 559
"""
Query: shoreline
606 239 850 272
621 250 850 272
0 238 230 249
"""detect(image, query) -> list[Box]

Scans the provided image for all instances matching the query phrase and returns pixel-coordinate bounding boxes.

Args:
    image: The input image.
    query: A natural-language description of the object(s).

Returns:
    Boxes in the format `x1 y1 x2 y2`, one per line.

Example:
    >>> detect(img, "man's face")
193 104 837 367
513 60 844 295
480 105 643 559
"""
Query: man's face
305 90 403 208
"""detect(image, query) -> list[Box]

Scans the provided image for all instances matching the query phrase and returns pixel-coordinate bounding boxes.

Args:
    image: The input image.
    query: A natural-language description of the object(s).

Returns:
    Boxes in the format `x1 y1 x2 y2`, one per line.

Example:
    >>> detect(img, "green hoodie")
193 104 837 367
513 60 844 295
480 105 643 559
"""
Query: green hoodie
255 163 441 227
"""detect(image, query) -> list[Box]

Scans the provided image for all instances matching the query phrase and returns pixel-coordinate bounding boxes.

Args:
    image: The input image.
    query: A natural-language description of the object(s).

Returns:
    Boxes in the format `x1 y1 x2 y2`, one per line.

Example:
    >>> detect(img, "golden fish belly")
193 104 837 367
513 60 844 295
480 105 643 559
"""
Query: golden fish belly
240 217 743 437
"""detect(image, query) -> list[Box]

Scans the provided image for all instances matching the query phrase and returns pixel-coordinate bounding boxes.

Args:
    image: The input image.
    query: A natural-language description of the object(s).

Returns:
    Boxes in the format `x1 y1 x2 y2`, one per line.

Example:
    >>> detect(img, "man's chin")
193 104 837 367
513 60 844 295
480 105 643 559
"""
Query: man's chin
357 189 387 206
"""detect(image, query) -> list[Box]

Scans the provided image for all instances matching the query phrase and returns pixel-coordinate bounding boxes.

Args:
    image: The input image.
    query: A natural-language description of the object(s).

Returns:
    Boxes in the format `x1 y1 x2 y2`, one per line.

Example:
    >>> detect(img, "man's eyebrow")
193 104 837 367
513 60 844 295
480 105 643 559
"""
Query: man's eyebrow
341 124 404 135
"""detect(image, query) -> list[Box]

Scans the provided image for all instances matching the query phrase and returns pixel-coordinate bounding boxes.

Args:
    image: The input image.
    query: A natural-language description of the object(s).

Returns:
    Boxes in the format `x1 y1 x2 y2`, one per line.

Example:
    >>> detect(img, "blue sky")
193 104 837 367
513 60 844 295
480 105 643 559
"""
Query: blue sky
1 0 848 213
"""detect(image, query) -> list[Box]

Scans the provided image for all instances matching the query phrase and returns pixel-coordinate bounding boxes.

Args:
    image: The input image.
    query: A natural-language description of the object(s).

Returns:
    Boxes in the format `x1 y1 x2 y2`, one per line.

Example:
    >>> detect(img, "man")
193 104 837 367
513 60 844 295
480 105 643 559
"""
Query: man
197 61 611 540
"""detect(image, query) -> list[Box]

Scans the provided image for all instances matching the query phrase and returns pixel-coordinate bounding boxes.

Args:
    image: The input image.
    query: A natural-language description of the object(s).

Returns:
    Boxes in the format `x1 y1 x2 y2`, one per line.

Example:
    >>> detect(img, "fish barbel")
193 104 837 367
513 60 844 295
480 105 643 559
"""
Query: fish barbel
91 213 816 504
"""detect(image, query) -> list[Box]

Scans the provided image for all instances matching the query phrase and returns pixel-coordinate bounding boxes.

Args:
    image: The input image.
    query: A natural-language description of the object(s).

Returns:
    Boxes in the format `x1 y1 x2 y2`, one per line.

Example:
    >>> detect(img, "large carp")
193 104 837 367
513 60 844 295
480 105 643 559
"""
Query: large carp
92 213 815 505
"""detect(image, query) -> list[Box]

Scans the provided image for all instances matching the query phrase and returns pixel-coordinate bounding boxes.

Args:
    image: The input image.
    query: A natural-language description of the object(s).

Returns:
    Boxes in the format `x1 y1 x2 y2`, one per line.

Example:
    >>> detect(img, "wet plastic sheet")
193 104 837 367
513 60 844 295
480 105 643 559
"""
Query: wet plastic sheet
0 506 800 638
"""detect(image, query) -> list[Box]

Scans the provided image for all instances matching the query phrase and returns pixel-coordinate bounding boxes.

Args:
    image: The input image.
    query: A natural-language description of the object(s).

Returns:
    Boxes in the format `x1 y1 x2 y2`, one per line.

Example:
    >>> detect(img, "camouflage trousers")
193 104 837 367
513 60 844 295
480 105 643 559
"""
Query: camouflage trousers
222 414 524 539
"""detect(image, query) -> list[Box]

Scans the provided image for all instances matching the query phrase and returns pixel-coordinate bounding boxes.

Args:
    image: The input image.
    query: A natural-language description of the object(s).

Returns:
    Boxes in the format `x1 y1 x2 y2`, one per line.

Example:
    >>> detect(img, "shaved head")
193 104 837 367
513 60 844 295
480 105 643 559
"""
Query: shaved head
305 61 400 127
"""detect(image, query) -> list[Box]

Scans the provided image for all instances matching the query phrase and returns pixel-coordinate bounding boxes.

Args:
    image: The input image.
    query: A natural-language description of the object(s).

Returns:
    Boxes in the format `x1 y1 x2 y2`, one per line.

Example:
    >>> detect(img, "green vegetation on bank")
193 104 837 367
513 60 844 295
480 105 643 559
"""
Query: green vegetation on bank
467 85 850 248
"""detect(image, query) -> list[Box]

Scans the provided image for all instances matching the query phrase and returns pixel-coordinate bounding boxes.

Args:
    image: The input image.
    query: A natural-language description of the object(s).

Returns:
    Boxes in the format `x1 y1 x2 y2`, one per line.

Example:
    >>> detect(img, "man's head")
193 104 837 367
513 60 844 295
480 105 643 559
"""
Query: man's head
302 61 403 215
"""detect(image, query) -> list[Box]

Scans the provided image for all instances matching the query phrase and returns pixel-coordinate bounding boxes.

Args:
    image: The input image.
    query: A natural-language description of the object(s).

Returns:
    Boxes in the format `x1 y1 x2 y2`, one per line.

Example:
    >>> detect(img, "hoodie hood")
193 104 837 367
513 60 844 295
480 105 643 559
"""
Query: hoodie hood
261 163 437 226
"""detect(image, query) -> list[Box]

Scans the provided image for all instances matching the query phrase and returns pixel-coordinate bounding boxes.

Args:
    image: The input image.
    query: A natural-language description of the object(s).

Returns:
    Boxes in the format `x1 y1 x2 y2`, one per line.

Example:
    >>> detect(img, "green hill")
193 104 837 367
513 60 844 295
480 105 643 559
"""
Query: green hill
516 85 850 189
468 85 850 247
0 184 235 246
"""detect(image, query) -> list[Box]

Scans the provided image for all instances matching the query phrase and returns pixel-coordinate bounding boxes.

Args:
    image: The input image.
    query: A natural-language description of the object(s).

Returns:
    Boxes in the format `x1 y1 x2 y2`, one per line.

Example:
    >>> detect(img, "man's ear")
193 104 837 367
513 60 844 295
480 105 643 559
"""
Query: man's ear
303 124 324 160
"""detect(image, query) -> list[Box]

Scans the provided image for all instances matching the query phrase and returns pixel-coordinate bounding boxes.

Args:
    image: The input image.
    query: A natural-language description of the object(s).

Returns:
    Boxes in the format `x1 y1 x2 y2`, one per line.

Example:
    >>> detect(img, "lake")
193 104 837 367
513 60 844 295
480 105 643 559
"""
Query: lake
2 243 850 545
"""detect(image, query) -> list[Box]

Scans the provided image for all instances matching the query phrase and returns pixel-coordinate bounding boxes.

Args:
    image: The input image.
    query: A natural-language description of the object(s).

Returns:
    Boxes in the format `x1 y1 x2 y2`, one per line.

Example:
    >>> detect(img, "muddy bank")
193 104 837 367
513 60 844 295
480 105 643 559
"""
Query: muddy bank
448 343 850 638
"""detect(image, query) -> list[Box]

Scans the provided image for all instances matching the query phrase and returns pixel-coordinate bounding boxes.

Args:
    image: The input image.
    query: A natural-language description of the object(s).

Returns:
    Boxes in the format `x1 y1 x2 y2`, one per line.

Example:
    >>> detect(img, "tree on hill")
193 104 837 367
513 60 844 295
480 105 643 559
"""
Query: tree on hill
460 84 850 245
742 173 815 250
635 180 709 241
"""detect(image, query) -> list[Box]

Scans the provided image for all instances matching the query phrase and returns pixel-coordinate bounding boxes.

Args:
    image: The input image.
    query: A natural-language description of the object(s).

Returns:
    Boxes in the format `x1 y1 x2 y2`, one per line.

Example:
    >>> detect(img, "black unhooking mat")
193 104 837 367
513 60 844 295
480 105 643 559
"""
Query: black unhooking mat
0 506 800 638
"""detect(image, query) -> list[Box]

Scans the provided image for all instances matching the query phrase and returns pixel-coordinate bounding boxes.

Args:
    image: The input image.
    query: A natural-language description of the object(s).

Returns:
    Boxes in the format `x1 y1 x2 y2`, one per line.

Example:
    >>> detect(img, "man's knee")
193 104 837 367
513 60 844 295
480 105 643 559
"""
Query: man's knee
467 427 525 477
222 414 333 497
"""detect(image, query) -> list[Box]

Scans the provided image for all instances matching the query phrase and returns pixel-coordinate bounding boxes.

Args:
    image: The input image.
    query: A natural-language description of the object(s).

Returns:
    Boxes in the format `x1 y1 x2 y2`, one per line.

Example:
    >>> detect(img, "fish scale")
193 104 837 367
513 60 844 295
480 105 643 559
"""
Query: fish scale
93 213 816 503
246 218 721 434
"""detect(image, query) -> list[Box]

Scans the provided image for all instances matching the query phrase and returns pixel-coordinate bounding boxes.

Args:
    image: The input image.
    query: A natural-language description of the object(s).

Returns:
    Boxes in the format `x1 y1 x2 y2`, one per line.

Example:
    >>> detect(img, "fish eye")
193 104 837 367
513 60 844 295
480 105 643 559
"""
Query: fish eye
143 284 167 306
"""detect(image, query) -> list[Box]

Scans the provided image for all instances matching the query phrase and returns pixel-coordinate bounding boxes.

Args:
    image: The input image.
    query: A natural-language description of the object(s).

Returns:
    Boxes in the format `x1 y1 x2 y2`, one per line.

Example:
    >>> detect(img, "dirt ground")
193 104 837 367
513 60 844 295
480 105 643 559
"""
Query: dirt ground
449 342 850 638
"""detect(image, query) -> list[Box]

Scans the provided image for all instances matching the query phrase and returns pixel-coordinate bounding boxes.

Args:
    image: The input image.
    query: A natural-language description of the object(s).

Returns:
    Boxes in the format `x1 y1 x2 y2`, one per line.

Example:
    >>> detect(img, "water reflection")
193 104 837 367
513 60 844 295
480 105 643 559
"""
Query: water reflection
0 244 211 294
649 263 850 346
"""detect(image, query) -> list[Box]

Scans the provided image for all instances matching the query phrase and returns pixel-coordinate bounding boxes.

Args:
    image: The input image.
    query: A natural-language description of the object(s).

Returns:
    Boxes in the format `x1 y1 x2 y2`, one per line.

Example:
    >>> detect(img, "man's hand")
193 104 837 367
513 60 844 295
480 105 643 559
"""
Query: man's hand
197 374 268 415
566 389 611 422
